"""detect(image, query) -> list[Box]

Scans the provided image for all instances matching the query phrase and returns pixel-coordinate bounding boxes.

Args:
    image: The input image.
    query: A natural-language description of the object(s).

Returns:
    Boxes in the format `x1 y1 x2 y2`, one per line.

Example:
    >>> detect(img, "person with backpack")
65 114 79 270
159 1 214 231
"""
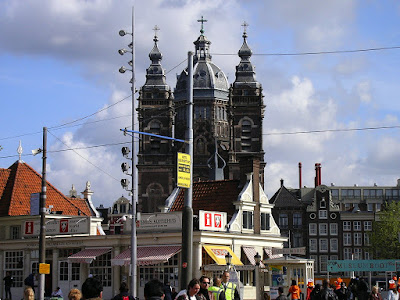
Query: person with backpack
320 280 338 300
111 282 134 300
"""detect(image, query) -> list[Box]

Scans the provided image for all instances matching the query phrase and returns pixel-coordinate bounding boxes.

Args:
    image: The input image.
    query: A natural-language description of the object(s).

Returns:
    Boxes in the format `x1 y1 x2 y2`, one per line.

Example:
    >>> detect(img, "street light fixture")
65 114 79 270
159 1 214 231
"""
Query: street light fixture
118 7 137 298
254 252 261 300
225 252 232 268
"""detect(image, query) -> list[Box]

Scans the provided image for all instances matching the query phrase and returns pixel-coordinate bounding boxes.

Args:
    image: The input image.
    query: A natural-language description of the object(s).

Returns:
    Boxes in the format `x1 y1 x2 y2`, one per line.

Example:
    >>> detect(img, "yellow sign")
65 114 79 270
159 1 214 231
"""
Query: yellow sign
39 263 50 274
177 152 191 188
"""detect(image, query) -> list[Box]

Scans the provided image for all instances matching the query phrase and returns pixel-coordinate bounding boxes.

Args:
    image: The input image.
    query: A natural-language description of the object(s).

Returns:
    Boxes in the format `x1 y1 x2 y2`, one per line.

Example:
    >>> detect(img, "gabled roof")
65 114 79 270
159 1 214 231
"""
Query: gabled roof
0 161 93 217
269 185 302 208
170 180 241 217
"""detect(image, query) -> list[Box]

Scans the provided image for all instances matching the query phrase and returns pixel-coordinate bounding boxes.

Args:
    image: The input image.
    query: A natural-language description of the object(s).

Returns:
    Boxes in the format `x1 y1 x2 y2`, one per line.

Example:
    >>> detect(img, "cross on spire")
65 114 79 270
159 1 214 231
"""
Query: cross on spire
197 16 208 35
241 21 249 34
153 25 160 40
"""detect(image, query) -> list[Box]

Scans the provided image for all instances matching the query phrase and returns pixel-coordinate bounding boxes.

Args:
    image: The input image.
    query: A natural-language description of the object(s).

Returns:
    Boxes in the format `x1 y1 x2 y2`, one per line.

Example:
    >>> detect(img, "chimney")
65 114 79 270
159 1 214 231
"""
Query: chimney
315 163 318 187
298 162 302 189
280 178 284 187
318 163 322 186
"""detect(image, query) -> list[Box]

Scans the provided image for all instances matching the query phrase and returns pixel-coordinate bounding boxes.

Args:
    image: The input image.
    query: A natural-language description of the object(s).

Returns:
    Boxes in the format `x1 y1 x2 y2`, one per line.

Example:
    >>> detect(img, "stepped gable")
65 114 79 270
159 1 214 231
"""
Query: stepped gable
269 185 302 207
170 179 241 217
0 161 93 217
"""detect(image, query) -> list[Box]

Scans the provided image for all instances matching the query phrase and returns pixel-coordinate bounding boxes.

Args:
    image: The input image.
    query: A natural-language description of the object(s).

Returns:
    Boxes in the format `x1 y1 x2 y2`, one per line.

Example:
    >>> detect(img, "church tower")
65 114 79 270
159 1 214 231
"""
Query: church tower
137 27 175 213
174 17 230 182
229 23 266 185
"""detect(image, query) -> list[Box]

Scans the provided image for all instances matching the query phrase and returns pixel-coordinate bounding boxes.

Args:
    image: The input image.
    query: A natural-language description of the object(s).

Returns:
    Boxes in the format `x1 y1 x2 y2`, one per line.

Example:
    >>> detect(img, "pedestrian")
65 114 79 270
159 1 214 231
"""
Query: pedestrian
220 271 240 300
144 279 165 300
111 282 134 300
24 273 35 293
335 282 348 300
164 281 173 300
357 278 369 300
68 288 82 300
198 276 212 300
368 286 382 300
276 287 288 300
306 279 314 300
287 280 300 300
208 277 225 300
23 287 34 300
320 280 338 300
172 288 178 300
51 287 64 298
175 278 201 300
310 284 321 300
82 276 103 300
3 271 14 300
387 280 399 300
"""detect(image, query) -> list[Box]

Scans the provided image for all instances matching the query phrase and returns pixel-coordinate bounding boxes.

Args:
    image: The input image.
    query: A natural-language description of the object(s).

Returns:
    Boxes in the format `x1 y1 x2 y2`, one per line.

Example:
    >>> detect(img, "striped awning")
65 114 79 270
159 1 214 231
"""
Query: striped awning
68 248 111 264
111 245 181 266
242 246 265 267
264 247 283 260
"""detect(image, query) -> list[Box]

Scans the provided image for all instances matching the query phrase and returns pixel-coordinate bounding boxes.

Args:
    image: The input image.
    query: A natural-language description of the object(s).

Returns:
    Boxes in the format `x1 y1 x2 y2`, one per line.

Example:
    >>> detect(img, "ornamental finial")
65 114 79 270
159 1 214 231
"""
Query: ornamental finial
197 16 208 35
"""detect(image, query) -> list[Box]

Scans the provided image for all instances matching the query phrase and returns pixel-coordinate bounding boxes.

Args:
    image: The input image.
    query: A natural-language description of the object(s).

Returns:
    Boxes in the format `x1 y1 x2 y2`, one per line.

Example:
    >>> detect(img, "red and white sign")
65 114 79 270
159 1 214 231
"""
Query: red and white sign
199 210 227 231
60 220 69 233
25 221 34 234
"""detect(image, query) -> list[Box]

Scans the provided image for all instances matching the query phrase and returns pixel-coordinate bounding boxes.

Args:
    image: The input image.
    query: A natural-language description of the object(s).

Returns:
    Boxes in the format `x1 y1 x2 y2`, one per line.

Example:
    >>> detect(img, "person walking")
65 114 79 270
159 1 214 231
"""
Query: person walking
68 288 82 300
82 276 103 300
277 287 288 300
368 286 382 300
144 279 165 300
3 271 14 300
198 276 212 300
23 287 34 300
164 282 173 300
175 278 201 300
320 280 338 300
208 277 225 300
111 282 134 300
24 273 35 294
387 280 399 300
287 280 301 300
335 282 348 300
310 284 322 300
220 271 240 300
306 279 314 300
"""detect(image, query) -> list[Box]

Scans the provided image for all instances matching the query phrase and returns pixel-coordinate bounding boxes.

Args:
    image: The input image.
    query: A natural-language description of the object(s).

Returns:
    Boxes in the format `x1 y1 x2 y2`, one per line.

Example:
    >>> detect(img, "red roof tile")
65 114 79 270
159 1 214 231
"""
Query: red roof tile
170 180 241 217
0 161 93 217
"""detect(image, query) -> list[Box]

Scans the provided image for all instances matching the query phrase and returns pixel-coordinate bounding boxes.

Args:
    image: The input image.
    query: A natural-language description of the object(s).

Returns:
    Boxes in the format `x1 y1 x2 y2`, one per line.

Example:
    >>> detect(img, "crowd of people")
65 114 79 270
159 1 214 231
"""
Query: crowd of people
4 272 400 300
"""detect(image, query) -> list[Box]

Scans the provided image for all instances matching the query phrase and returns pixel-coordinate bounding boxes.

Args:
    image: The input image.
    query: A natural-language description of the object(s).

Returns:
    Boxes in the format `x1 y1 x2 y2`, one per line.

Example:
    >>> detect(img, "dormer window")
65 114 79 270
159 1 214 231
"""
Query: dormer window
320 197 326 209
243 211 253 229
120 204 126 214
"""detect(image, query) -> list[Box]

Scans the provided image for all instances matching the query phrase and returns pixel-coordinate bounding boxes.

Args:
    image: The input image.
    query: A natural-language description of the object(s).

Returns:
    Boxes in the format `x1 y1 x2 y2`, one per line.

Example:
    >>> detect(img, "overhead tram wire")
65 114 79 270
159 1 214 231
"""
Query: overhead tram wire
211 45 400 56
47 130 120 182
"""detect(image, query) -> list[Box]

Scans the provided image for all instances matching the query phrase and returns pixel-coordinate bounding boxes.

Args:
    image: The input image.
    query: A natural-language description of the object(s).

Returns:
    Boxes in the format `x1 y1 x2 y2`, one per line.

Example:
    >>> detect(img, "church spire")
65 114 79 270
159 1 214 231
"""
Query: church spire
144 25 167 87
234 22 259 86
193 16 212 63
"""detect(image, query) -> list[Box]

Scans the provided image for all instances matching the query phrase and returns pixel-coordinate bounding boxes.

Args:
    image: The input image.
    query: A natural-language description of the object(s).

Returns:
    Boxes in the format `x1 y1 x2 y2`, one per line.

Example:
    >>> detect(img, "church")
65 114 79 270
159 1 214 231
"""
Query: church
137 19 266 213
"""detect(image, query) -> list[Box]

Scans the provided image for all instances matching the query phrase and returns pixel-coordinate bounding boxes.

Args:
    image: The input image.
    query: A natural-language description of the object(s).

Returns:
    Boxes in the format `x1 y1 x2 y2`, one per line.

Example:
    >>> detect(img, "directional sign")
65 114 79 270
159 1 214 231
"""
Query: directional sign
327 260 399 272
272 247 306 255
177 152 191 188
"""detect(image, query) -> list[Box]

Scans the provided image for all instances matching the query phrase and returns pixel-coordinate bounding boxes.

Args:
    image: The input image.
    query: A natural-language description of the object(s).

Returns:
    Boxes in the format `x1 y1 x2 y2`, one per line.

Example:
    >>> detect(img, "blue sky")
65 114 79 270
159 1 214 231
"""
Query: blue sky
1 0 400 208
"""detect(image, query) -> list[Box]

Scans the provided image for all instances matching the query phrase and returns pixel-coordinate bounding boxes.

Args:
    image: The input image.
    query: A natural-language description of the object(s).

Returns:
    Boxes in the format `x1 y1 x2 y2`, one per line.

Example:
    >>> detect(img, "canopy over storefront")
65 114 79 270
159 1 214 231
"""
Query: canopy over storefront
203 245 243 265
68 247 112 264
111 245 181 266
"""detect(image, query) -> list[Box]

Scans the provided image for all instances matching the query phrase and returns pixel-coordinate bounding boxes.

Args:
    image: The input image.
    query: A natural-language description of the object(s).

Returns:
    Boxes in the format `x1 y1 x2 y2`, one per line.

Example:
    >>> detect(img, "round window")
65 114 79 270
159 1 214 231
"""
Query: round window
330 213 337 219
309 213 316 219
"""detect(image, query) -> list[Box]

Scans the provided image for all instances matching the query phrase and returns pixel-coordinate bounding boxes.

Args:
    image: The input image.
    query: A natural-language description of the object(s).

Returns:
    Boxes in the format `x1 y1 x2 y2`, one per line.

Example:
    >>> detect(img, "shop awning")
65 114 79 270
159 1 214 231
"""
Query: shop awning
111 245 181 266
242 246 265 267
264 247 283 260
68 247 112 264
203 245 243 266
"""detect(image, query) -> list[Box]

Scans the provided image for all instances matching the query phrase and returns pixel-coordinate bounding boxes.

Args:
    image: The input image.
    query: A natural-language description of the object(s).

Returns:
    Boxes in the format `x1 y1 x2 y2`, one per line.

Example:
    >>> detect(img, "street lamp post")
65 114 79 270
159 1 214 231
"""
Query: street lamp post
118 7 137 298
225 252 232 271
254 252 261 300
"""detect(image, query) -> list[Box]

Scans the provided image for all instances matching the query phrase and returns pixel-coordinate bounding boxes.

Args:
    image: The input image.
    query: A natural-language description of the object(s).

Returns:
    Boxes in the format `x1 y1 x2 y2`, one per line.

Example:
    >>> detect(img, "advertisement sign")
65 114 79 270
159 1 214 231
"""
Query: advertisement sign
199 210 227 231
136 212 182 232
23 218 89 236
327 260 398 272
177 152 191 188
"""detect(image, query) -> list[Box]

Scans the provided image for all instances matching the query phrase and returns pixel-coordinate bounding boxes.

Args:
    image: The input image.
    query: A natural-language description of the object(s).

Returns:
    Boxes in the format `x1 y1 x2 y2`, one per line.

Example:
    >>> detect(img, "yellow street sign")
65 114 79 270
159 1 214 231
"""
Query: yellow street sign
39 263 50 274
177 152 191 188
